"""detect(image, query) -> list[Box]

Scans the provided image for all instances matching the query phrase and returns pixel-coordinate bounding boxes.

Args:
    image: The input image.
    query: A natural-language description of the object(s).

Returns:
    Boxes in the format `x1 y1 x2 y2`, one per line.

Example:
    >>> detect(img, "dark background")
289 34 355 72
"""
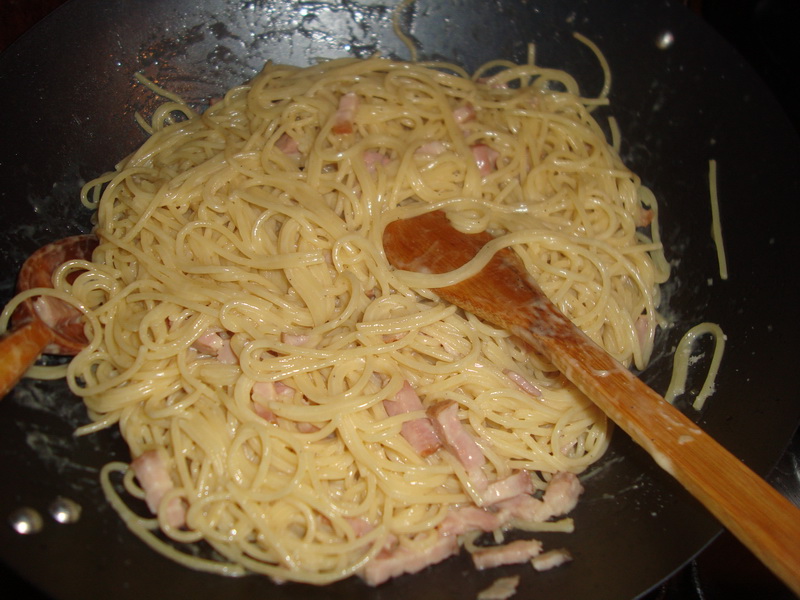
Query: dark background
1 0 798 598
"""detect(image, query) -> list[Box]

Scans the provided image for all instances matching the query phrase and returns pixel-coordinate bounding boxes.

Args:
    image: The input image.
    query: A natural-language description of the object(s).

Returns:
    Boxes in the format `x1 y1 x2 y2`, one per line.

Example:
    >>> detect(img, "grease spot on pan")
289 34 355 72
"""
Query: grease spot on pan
9 507 43 535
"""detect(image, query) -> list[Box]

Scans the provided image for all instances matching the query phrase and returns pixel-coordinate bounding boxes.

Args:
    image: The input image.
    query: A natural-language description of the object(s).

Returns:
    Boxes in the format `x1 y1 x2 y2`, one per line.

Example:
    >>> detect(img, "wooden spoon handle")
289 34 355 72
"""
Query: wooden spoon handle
515 317 800 598
0 319 53 398
383 210 800 595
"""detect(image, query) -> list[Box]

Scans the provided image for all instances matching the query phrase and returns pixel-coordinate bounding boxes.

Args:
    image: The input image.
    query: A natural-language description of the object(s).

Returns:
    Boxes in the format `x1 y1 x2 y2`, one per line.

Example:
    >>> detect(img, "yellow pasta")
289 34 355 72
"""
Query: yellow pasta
1 53 670 585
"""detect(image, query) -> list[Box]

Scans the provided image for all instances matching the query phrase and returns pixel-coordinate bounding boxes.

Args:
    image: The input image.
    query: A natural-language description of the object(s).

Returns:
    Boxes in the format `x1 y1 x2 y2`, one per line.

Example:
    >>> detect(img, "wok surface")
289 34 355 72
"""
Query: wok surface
1 1 799 599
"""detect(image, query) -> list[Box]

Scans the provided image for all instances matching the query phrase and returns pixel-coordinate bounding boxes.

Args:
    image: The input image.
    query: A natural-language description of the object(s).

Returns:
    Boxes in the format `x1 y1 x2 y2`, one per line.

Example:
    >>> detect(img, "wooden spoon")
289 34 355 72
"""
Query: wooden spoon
0 234 98 398
383 209 800 595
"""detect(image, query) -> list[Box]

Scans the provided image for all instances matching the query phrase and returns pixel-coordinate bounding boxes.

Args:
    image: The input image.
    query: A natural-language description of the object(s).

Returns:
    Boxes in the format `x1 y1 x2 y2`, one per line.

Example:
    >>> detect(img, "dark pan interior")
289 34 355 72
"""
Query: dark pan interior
1 1 799 599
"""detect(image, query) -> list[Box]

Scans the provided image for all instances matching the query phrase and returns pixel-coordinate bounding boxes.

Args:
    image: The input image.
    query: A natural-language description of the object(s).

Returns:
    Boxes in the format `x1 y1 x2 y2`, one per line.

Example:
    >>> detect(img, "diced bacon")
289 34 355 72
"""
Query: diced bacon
252 402 276 422
296 422 320 433
332 91 359 134
363 150 392 174
634 314 652 355
636 207 654 228
452 102 476 125
192 330 226 355
345 517 374 537
399 418 443 457
438 505 501 536
542 472 583 518
471 539 543 570
415 141 448 156
503 369 542 398
495 472 582 524
275 381 295 397
215 339 238 364
276 133 300 155
280 332 319 347
384 381 425 414
192 329 237 363
131 450 186 529
471 144 499 176
531 548 573 572
495 493 548 524
252 381 295 403
477 576 520 600
384 381 442 457
427 400 487 489
482 471 534 506
361 533 459 586
251 381 295 422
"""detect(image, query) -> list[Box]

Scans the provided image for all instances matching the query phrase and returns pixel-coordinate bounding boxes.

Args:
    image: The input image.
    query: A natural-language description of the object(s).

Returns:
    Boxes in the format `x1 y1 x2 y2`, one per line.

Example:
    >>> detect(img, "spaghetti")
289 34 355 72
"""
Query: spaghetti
2 53 670 584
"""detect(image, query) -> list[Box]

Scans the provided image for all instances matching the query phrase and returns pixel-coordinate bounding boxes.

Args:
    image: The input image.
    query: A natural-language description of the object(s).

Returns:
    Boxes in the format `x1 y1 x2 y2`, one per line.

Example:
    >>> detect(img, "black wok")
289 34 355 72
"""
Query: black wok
1 1 799 599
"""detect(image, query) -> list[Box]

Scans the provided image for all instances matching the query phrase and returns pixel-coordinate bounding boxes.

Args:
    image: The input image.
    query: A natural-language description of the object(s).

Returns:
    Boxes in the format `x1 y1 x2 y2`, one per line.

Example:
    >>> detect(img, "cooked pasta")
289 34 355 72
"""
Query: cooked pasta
2 52 670 584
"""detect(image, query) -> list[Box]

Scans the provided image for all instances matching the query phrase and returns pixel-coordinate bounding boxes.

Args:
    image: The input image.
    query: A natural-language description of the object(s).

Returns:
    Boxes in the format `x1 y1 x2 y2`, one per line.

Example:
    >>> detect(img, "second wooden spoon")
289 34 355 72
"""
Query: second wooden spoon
0 234 98 398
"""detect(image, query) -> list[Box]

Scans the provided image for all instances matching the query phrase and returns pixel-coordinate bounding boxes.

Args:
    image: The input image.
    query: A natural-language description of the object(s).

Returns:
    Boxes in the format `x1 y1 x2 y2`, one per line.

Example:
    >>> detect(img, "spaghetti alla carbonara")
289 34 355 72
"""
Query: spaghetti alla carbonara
3 52 670 584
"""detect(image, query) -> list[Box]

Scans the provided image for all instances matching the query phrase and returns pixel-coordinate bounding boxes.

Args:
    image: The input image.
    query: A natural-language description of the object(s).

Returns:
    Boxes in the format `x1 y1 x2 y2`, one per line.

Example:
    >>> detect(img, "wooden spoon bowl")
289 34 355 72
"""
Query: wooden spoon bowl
0 234 98 397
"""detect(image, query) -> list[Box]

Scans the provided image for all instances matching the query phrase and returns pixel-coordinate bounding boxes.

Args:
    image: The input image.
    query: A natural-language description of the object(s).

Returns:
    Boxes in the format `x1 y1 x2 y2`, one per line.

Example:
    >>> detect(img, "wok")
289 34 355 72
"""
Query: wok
1 1 798 598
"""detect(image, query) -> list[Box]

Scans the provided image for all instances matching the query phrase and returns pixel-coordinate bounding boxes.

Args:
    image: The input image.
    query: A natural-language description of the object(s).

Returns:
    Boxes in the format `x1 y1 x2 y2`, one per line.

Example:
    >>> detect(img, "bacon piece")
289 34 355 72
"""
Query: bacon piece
192 330 225 355
471 539 543 570
384 381 424 414
542 471 583 518
636 207 654 228
399 418 443 457
252 403 276 422
438 505 501 536
384 381 442 457
427 400 487 490
192 329 237 364
482 471 534 507
361 533 459 586
531 548 573 572
252 381 295 403
131 450 186 528
332 91 359 134
296 422 321 433
503 369 542 398
495 472 583 524
251 381 294 422
276 133 300 155
363 150 392 174
634 314 652 356
452 102 476 125
215 340 238 364
345 517 374 537
495 492 548 523
477 576 520 600
471 144 499 176
415 141 448 156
